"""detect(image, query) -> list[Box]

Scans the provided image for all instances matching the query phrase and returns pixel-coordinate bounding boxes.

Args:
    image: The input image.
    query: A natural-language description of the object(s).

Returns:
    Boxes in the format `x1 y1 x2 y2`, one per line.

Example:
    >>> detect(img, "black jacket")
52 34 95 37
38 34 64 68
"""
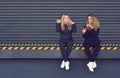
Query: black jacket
82 26 101 44
56 23 77 42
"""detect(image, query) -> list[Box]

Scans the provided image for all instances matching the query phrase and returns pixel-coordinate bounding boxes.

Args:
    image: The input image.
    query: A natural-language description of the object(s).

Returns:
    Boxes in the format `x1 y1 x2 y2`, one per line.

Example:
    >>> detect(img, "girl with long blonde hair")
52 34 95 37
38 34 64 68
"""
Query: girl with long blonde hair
82 14 101 72
56 13 77 70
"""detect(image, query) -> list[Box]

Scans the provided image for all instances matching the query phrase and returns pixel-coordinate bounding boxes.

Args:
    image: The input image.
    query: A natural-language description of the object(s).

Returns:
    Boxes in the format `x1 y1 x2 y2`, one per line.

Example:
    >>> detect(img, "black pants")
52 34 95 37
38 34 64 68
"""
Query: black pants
84 42 100 62
59 40 73 61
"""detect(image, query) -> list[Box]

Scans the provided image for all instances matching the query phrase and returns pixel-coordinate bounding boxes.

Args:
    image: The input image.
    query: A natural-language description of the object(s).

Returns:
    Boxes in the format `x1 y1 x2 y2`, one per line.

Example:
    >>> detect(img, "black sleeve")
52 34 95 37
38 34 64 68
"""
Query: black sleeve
82 30 89 38
82 32 85 38
82 27 100 38
90 28 100 36
82 26 86 38
72 24 77 33
56 23 61 32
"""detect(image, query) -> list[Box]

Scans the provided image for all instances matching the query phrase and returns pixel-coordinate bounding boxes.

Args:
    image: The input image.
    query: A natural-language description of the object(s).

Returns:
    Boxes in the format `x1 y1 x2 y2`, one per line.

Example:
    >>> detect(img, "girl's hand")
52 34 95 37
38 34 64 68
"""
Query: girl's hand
68 19 74 24
86 24 93 30
70 21 74 24
86 24 93 29
56 19 61 23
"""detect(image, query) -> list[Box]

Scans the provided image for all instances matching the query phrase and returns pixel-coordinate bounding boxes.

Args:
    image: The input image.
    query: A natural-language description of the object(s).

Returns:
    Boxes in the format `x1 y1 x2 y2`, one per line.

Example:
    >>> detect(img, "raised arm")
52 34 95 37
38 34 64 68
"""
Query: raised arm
56 19 61 32
56 23 61 32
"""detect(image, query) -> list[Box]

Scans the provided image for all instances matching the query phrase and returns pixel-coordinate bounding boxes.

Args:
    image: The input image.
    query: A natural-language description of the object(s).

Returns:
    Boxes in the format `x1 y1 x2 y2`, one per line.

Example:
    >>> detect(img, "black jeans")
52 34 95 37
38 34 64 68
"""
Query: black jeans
59 40 73 61
84 42 100 62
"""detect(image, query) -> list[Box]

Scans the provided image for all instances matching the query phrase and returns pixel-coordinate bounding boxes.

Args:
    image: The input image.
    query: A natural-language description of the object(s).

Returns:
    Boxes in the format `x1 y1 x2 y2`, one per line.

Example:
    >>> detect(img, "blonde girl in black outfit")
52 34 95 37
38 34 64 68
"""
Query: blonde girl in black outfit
56 13 77 70
82 14 101 72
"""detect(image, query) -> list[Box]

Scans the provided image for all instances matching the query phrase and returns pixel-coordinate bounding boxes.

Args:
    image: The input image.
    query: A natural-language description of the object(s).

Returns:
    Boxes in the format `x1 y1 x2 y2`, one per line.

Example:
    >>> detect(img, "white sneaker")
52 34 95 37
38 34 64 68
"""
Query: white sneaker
93 61 97 68
87 62 94 72
60 60 65 69
65 61 70 70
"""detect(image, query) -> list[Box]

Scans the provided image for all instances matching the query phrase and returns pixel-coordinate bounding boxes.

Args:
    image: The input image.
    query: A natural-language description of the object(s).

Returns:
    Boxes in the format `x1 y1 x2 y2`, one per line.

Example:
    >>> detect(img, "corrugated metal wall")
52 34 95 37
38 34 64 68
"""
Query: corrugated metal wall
0 2 120 44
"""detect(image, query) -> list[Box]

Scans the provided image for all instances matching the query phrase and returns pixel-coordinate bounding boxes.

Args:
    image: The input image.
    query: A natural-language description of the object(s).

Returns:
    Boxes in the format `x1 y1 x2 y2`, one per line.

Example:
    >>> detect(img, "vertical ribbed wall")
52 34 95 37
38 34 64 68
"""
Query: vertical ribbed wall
0 2 120 44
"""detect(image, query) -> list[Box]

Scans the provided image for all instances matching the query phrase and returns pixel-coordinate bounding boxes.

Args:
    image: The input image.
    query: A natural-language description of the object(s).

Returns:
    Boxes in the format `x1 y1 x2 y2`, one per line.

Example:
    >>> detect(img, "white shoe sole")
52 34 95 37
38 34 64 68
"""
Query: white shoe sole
60 61 65 69
87 63 94 72
65 61 70 70
93 62 97 68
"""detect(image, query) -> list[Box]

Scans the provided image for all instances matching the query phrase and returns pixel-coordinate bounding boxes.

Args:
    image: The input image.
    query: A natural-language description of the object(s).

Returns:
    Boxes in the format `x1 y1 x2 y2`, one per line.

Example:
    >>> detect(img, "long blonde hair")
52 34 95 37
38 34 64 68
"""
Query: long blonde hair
87 14 100 30
60 13 72 31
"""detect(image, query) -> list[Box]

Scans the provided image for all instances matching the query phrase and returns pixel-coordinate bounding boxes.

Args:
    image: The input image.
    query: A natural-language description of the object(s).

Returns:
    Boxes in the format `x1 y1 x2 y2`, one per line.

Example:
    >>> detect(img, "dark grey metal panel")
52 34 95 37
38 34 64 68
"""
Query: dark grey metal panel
0 2 120 43
0 2 120 59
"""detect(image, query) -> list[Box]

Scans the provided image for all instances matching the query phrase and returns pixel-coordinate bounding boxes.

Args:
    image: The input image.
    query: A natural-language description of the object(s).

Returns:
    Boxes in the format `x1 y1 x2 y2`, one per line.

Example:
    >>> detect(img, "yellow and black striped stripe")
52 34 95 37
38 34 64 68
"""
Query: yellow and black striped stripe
0 43 119 51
